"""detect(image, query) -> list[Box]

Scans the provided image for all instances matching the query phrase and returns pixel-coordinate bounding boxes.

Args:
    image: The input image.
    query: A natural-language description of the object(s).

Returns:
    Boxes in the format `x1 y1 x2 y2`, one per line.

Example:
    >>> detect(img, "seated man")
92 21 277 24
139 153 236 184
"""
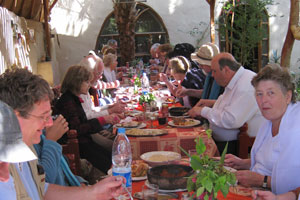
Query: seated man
176 42 224 102
79 53 122 107
188 53 266 155
0 69 124 200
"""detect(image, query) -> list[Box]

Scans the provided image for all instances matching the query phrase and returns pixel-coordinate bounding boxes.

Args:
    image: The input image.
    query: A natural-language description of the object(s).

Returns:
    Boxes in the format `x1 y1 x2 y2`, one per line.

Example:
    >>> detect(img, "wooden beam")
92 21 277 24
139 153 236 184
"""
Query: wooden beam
49 0 58 12
43 0 51 60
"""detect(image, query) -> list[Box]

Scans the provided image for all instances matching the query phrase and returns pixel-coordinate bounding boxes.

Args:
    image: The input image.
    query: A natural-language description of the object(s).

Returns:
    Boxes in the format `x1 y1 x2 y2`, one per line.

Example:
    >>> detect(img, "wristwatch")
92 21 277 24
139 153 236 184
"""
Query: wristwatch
262 176 268 188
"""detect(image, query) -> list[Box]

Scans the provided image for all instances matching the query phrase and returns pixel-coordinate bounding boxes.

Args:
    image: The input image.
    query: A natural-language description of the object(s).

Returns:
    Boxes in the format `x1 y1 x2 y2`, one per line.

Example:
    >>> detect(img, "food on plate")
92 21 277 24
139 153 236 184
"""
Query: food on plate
166 96 175 103
126 128 167 136
131 160 149 177
229 185 252 196
147 154 179 162
173 118 196 126
116 121 140 128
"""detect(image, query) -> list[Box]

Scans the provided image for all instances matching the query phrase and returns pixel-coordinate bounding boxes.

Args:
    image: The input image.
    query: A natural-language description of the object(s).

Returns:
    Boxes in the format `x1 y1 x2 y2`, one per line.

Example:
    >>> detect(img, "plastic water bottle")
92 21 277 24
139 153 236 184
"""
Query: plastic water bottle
112 128 132 199
141 72 150 94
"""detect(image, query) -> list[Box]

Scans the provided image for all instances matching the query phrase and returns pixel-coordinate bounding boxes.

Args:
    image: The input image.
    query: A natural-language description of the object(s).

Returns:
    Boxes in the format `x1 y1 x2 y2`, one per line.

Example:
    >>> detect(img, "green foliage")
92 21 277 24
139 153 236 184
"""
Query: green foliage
218 0 275 69
290 69 300 101
138 93 156 104
179 129 236 200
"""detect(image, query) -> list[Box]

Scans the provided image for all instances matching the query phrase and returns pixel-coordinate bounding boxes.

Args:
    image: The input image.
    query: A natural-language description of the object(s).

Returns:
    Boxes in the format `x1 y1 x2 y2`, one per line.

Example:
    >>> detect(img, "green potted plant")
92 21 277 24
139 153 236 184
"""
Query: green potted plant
138 93 155 105
180 130 236 200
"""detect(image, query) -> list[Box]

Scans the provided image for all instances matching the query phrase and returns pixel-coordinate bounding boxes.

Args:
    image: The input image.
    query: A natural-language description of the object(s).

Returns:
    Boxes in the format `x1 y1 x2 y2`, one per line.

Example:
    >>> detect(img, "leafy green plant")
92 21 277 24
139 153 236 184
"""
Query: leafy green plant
138 93 156 105
180 130 236 200
218 0 276 71
290 69 300 101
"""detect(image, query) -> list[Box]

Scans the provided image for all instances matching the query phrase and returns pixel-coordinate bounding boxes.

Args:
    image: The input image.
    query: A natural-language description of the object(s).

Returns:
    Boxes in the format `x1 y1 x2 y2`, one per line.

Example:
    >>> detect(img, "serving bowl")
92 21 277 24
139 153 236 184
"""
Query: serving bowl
169 107 189 116
140 151 181 167
147 164 193 190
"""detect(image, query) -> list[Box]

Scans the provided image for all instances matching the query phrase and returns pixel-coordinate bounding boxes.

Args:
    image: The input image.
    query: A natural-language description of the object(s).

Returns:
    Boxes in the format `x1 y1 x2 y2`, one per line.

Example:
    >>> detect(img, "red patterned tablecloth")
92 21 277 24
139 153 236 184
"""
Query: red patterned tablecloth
132 180 252 200
129 126 219 160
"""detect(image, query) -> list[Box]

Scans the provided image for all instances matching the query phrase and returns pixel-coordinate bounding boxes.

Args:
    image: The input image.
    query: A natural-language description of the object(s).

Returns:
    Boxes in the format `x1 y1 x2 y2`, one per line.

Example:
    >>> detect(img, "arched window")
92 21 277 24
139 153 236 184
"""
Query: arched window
96 3 169 62
218 1 269 72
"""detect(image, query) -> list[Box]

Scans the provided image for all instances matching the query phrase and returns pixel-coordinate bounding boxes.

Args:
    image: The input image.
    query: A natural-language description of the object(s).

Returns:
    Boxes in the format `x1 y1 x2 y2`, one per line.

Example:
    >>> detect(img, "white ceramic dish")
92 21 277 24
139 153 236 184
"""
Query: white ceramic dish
168 119 201 128
140 151 181 167
224 166 237 173
145 180 187 193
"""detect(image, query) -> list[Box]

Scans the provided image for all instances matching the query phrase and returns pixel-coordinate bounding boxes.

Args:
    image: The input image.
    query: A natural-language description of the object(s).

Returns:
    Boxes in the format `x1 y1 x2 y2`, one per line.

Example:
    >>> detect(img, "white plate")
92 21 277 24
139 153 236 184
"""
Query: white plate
140 151 181 166
145 180 187 193
114 122 146 130
107 169 147 181
168 119 201 128
224 166 237 173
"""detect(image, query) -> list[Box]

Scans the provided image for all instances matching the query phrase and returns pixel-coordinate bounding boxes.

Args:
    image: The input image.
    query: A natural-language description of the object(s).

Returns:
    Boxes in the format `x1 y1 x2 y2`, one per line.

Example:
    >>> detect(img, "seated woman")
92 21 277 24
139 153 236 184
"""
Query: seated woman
54 65 115 173
102 53 122 99
157 43 173 73
224 64 300 194
160 56 205 107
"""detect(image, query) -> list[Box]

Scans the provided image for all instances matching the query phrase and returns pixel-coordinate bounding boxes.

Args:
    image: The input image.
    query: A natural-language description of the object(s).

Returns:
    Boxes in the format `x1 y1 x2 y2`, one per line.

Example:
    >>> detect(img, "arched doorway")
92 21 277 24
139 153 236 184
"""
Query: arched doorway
96 3 169 64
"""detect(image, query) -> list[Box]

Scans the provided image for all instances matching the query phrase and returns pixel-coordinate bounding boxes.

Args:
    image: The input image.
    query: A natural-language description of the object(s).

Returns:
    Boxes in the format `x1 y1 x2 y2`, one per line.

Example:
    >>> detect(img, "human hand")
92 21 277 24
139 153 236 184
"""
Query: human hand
45 115 69 141
159 73 168 82
109 102 126 114
188 106 203 118
92 176 125 200
251 190 276 200
176 86 187 98
117 113 126 119
235 170 263 187
224 154 244 169
104 114 120 125
195 99 215 107
117 72 123 80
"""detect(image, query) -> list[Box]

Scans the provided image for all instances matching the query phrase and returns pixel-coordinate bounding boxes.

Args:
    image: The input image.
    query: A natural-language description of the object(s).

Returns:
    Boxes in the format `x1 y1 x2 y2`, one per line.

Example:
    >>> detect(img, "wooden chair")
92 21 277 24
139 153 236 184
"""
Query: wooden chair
238 123 255 159
61 130 82 176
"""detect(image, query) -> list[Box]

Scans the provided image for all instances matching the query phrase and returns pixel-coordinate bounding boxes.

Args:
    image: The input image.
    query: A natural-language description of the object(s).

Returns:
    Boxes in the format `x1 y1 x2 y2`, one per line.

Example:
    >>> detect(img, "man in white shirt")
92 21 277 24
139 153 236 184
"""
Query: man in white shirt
188 53 265 155
0 69 125 200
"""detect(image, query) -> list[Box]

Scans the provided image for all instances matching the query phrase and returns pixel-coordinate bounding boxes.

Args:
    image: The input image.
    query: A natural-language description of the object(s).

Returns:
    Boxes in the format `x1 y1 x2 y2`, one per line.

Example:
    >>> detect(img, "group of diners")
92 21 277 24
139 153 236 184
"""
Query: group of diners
0 38 300 200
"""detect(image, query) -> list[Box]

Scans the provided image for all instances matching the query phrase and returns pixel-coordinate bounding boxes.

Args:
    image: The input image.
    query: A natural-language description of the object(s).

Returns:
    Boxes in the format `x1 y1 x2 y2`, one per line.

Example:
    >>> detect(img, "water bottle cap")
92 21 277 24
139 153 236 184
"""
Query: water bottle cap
118 128 126 134
143 72 146 76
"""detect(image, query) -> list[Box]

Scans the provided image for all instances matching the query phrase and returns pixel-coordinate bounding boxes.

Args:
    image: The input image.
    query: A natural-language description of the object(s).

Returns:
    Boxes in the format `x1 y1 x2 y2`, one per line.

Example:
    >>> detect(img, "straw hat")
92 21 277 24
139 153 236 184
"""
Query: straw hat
191 43 220 66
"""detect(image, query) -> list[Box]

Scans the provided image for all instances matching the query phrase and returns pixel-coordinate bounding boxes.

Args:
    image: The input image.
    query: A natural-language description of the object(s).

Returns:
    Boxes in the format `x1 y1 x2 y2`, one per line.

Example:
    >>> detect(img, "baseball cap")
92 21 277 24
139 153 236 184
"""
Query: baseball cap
191 42 220 66
0 101 37 163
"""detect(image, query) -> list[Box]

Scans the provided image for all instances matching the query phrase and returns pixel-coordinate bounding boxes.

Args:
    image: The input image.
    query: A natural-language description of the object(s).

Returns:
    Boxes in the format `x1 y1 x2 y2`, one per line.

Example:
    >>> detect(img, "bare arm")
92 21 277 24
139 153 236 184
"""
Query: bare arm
176 88 203 98
45 176 124 200
252 190 297 200
224 154 251 170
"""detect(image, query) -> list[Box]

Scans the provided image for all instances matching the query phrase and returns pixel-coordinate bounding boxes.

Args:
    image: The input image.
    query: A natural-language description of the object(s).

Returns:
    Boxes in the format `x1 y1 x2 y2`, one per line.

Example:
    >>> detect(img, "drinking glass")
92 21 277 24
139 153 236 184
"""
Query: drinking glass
142 184 158 200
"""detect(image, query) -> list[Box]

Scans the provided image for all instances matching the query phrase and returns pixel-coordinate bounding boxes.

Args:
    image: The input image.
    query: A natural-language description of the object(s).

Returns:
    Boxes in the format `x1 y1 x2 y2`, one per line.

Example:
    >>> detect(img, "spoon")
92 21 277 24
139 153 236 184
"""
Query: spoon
116 176 133 200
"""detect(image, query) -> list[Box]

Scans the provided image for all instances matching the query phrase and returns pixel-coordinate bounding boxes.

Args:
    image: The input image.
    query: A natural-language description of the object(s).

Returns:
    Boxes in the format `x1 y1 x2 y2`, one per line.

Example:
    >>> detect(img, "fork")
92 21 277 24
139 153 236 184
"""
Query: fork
121 182 133 200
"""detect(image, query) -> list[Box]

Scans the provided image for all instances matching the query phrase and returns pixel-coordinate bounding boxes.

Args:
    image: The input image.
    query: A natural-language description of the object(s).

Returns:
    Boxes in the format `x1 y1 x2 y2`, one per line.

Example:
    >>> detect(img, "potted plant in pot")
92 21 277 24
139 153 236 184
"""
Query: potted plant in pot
180 130 236 200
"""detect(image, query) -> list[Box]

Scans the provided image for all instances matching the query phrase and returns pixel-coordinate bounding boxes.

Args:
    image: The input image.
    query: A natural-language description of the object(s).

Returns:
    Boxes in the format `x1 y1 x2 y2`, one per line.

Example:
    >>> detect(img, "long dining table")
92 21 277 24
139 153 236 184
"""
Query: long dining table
114 84 252 199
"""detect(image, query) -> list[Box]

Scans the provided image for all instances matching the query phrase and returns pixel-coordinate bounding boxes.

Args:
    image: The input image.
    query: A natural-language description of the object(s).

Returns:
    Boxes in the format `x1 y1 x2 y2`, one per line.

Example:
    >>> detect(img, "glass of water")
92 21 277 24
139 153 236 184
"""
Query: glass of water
142 184 158 200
